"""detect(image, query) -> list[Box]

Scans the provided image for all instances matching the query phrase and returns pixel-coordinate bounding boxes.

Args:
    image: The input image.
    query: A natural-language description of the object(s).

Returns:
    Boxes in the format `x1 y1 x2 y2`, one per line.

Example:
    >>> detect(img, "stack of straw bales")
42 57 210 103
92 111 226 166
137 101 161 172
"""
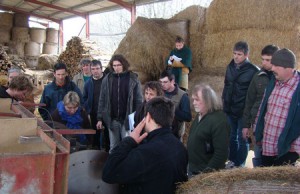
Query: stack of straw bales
202 0 300 75
58 36 91 78
24 28 47 68
115 17 177 83
43 28 59 54
176 166 300 193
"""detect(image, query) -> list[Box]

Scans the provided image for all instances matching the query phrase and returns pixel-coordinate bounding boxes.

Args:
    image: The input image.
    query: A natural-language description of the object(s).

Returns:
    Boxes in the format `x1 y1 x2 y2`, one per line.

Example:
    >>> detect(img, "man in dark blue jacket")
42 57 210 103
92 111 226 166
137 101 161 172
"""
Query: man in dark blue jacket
39 63 83 121
222 41 258 167
102 97 188 194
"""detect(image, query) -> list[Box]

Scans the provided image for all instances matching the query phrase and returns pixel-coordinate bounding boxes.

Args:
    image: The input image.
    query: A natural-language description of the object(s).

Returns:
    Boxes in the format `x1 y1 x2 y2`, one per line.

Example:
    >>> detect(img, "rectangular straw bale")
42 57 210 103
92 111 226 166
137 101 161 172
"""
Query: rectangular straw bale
206 0 300 34
201 28 300 76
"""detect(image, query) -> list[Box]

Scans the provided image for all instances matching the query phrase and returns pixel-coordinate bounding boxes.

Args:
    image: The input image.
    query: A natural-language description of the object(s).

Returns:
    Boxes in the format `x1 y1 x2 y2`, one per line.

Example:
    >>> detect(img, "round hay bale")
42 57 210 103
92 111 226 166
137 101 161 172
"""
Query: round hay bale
11 27 30 43
42 42 58 54
0 27 11 43
176 166 300 194
46 28 59 43
25 56 39 68
37 54 58 70
115 17 176 82
206 0 300 34
202 29 300 75
25 41 41 56
0 12 14 28
7 41 25 57
30 28 46 44
14 13 29 28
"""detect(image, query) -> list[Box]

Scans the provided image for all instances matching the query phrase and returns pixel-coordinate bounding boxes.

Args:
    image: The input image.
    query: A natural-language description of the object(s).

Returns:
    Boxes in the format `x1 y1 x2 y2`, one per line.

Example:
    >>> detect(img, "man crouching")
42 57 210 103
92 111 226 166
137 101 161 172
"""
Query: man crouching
102 96 188 194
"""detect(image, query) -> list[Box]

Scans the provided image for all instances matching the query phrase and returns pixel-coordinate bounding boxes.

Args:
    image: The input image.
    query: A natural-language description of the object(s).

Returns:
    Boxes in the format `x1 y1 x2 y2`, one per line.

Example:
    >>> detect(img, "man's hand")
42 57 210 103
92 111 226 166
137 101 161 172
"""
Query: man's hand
96 121 103 130
242 128 249 140
130 119 148 144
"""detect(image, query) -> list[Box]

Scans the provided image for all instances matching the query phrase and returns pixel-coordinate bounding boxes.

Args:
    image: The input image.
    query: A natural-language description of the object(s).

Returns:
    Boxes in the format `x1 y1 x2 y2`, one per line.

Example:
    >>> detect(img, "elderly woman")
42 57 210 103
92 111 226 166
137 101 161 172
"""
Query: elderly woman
51 91 91 145
187 84 230 176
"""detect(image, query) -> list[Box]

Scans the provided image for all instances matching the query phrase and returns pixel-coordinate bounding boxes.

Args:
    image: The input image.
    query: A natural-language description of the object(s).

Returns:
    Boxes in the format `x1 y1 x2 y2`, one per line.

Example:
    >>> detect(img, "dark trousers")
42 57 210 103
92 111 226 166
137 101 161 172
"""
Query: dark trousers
90 112 110 151
262 152 299 167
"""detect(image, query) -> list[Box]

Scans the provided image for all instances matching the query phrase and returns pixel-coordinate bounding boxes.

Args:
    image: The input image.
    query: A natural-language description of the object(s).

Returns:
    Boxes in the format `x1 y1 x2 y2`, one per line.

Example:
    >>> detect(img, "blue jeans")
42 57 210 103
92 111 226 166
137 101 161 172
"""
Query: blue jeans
227 115 249 167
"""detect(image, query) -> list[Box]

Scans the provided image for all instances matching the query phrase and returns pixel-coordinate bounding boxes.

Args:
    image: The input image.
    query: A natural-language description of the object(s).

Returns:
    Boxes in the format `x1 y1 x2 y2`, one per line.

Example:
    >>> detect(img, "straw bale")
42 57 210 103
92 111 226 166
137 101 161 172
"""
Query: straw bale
42 42 58 54
30 28 46 44
24 41 41 56
0 28 11 43
176 166 300 194
0 12 14 28
202 28 300 76
7 41 25 57
37 54 58 70
114 17 176 82
172 5 207 35
206 0 300 34
25 56 39 68
14 13 29 28
11 27 30 43
46 28 59 43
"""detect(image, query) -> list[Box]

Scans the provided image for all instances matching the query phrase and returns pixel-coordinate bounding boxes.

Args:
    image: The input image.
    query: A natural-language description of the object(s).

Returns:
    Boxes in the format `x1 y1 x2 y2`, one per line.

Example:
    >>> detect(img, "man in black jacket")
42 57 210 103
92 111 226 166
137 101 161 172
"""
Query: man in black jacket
222 41 258 167
102 97 188 194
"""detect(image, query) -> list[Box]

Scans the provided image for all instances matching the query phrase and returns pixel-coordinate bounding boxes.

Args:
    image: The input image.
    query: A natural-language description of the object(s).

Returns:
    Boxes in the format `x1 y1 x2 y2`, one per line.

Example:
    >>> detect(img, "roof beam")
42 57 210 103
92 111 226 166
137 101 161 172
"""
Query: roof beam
24 0 86 18
31 0 62 13
50 0 104 17
0 4 60 23
108 0 132 12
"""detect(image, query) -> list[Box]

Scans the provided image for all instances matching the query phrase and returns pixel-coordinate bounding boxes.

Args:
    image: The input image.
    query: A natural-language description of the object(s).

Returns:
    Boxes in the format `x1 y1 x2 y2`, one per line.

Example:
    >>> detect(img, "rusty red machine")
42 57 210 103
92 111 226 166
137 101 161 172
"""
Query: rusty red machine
0 99 119 194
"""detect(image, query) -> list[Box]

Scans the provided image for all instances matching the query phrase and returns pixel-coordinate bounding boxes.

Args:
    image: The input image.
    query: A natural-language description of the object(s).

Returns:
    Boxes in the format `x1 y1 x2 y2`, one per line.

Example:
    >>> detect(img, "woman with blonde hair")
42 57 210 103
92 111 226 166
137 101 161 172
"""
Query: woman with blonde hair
51 91 91 145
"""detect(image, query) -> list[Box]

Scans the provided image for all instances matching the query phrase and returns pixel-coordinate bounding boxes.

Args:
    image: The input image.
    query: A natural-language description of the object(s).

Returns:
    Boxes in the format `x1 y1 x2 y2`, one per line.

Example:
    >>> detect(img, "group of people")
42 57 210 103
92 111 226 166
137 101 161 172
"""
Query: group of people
1 35 299 194
223 41 300 168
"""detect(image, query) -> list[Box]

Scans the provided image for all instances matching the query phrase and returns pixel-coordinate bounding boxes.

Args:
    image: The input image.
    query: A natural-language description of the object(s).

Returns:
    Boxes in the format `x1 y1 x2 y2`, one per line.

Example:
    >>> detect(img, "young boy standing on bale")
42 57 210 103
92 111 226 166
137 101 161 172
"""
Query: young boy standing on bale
166 36 192 91
222 41 258 168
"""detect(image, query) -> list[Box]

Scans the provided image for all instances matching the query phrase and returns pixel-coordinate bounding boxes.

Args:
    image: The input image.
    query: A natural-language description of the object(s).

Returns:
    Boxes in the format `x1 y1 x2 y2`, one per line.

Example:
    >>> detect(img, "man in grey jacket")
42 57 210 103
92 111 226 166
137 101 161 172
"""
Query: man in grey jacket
96 54 143 152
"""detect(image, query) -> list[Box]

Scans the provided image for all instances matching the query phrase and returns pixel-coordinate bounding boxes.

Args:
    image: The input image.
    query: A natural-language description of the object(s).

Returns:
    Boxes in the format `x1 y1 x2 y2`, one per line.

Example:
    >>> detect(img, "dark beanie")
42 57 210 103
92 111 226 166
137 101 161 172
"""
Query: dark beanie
271 48 296 68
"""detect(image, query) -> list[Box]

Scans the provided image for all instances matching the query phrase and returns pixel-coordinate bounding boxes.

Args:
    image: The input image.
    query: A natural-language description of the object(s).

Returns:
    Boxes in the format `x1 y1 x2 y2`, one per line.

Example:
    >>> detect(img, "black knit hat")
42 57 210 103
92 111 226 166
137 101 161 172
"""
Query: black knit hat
271 48 296 68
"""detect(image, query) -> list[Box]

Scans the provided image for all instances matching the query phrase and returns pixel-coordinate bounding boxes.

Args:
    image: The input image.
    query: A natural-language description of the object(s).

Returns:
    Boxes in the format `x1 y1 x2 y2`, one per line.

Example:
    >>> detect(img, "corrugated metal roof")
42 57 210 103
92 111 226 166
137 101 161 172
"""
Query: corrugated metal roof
0 0 168 23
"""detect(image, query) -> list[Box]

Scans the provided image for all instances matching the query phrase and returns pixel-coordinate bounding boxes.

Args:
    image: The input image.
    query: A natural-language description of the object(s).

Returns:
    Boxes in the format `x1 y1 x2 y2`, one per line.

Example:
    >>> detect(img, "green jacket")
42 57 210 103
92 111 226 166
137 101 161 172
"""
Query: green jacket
187 111 230 173
242 69 273 128
166 45 192 84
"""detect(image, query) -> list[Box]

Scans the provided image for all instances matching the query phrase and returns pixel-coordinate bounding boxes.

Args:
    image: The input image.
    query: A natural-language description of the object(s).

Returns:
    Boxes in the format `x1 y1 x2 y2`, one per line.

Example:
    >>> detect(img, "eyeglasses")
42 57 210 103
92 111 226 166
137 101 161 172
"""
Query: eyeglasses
112 63 122 67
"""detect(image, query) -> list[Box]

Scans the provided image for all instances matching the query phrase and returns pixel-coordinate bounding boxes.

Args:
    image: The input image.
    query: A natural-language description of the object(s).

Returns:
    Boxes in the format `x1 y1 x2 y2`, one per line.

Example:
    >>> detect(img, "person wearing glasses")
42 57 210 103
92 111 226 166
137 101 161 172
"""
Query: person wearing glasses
96 54 143 152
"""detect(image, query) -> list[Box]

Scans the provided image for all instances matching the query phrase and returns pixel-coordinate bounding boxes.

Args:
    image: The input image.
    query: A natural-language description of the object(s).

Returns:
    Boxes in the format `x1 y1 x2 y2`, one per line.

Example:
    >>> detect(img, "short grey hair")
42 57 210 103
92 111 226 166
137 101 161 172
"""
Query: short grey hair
8 67 22 76
192 84 222 113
